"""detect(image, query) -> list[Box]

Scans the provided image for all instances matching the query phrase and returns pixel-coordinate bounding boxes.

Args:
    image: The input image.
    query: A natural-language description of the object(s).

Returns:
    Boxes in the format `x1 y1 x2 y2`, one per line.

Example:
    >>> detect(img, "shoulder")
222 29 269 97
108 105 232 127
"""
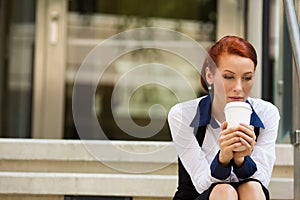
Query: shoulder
248 97 280 121
168 96 204 123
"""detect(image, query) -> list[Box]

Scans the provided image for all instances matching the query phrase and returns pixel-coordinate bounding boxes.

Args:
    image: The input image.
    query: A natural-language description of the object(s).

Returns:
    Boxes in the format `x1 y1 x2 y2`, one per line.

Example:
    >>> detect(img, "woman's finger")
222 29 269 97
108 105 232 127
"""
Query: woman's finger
237 124 256 142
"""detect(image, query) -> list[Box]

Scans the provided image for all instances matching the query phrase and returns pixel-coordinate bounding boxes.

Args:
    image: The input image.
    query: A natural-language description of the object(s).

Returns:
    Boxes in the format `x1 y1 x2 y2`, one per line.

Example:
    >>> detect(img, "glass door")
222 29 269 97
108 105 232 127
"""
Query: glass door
30 0 249 140
273 0 300 143
64 0 217 140
0 0 36 138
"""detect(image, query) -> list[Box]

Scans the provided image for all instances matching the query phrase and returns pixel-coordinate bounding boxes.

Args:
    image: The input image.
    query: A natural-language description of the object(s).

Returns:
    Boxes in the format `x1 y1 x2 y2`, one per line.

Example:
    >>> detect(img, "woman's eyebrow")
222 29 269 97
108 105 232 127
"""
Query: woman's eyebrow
243 72 254 75
223 69 235 73
222 70 254 75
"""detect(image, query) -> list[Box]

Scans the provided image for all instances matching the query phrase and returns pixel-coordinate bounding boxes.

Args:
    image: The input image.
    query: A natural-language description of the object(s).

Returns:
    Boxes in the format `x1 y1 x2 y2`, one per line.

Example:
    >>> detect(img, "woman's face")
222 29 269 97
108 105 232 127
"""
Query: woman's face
206 54 255 107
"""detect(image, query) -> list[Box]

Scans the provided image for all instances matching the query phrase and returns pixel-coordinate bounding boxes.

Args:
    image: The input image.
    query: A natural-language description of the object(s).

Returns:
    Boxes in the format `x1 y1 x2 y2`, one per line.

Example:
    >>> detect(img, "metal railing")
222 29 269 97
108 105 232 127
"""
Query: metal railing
282 0 300 199
295 130 300 200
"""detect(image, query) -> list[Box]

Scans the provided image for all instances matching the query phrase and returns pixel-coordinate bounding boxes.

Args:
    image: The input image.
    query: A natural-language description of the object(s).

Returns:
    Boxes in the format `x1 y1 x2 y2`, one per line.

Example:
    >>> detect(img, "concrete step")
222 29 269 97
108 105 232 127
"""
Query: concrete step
0 172 294 200
0 139 295 199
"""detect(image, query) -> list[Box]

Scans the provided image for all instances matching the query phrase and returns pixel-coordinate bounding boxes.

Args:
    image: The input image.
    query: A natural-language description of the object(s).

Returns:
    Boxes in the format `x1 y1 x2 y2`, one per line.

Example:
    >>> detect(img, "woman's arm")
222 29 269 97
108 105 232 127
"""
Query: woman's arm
168 102 219 194
217 122 258 179
250 104 280 186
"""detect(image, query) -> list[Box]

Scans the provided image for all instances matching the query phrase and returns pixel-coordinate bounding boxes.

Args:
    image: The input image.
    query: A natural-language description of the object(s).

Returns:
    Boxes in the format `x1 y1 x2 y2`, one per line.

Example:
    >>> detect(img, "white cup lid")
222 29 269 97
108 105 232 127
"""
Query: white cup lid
224 101 252 111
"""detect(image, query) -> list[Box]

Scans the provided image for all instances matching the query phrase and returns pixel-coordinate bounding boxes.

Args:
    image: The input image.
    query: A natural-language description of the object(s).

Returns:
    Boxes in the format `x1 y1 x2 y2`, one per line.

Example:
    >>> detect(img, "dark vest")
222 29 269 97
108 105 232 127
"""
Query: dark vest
173 125 260 200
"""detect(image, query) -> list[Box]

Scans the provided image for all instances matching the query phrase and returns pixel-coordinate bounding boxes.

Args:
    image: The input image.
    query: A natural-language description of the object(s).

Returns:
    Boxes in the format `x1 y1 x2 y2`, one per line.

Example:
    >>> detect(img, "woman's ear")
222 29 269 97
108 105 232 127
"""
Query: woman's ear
205 67 214 85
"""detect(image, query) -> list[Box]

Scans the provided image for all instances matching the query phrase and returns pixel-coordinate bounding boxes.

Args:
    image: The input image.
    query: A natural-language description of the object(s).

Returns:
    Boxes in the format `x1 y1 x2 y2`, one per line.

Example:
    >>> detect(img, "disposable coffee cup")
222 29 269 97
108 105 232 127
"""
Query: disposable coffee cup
224 102 252 151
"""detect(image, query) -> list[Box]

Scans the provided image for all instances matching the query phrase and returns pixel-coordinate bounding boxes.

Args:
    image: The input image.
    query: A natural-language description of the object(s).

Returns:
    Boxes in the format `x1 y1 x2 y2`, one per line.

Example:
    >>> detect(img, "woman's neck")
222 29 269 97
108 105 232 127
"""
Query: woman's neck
211 99 226 123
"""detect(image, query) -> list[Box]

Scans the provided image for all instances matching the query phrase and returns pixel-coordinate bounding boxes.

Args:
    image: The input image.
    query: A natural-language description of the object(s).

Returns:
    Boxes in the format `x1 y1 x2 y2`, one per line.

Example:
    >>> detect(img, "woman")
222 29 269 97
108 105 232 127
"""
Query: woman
168 36 280 200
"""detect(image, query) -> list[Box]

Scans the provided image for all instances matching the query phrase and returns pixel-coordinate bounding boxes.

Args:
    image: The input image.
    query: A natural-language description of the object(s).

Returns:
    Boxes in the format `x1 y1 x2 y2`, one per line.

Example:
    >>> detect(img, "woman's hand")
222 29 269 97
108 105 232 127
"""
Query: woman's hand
232 123 256 166
218 121 240 166
219 122 256 167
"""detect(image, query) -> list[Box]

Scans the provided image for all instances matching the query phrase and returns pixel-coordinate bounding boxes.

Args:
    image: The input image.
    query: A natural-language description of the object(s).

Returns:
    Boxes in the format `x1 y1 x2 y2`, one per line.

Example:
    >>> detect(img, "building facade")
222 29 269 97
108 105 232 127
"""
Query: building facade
0 0 299 142
0 0 299 199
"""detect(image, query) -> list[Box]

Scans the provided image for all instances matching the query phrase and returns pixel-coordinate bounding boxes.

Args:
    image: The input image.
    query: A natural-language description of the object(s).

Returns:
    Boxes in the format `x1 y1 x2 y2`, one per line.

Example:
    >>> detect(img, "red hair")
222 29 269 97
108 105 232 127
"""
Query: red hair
201 35 257 92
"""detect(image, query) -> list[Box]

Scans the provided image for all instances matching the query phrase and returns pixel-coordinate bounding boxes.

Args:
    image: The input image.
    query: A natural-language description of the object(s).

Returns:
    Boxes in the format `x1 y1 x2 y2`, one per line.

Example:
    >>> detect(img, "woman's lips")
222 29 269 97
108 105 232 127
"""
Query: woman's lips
229 97 244 101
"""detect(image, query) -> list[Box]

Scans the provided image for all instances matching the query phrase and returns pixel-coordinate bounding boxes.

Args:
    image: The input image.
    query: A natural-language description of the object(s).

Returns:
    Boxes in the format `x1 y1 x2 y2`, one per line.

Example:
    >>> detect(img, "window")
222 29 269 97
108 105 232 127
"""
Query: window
0 0 36 138
64 0 217 140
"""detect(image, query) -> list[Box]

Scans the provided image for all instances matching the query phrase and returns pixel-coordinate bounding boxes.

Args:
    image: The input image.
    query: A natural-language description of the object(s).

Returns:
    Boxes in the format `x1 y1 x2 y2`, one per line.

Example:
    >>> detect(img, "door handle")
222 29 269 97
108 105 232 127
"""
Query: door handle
50 11 59 45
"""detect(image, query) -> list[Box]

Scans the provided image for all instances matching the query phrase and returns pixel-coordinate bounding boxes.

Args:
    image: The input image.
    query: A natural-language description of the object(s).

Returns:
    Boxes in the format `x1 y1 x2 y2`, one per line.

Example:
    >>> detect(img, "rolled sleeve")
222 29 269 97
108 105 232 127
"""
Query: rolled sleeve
233 156 257 179
210 151 231 180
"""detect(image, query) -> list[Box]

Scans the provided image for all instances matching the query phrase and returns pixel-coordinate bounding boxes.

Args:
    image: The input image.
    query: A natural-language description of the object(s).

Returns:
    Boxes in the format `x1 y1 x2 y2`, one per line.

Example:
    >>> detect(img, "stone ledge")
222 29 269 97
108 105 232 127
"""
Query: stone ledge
0 139 177 163
268 177 294 200
0 172 177 197
0 139 293 166
0 172 293 199
0 139 294 199
274 144 294 166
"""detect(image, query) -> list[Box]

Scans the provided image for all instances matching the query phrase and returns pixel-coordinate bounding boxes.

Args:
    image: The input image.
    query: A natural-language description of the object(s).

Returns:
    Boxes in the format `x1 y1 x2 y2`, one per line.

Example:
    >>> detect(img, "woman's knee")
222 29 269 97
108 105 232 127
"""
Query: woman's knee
237 181 266 200
209 184 238 200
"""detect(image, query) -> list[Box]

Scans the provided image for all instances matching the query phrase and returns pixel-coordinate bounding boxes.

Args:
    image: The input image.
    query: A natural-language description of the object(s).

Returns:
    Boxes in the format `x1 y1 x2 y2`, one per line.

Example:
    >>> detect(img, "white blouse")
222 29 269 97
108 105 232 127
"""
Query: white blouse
168 95 280 194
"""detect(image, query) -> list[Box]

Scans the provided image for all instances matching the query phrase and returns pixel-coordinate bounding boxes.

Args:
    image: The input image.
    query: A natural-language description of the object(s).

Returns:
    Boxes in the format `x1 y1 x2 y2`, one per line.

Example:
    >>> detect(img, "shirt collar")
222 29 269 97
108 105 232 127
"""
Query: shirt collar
246 100 265 129
190 95 265 129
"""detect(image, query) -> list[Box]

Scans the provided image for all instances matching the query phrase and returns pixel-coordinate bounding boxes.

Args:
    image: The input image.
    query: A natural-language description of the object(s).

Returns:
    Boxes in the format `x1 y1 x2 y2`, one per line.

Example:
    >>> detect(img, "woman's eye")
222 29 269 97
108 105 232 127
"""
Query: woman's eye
223 75 234 80
242 76 252 81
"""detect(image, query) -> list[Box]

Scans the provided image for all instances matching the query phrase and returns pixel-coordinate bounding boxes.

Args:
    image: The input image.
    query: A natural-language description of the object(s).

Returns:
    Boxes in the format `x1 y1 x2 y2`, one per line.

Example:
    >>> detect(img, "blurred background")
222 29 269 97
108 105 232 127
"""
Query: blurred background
0 0 299 143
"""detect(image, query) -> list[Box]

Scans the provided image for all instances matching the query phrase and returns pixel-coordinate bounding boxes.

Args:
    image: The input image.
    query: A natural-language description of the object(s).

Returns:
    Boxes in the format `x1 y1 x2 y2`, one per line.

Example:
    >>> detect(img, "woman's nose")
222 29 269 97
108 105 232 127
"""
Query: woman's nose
233 79 242 92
